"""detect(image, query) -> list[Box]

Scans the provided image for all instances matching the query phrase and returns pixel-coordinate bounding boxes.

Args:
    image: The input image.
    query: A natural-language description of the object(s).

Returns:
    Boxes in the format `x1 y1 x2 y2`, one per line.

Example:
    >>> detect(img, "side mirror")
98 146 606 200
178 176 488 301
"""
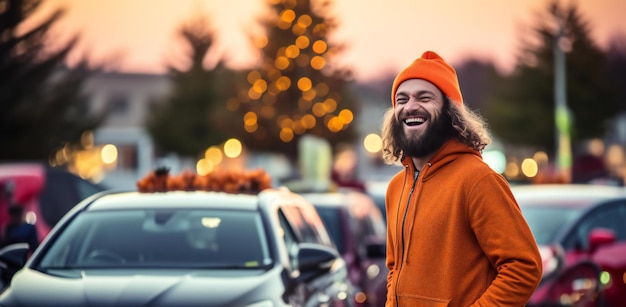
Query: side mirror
295 243 339 281
588 228 615 253
0 243 29 268
0 243 30 288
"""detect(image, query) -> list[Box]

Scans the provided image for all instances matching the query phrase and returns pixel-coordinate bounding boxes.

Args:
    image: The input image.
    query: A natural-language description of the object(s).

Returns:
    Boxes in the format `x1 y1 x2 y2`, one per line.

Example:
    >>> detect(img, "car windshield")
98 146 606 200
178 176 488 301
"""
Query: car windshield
37 209 272 270
520 206 584 245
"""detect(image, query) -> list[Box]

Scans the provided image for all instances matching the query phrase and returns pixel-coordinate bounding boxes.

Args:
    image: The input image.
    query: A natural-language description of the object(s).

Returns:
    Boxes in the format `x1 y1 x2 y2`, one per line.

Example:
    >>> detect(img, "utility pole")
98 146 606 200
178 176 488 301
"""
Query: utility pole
554 16 572 183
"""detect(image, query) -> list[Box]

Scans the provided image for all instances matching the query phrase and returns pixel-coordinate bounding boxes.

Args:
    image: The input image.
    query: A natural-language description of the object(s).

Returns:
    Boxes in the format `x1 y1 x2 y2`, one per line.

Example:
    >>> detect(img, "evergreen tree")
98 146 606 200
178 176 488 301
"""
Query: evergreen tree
0 0 103 160
146 16 236 159
455 59 507 114
234 0 358 160
489 1 620 153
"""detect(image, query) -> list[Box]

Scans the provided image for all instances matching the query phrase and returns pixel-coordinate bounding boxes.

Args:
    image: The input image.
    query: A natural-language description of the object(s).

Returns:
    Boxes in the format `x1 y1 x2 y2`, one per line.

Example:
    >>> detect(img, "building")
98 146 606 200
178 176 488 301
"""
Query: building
84 72 170 189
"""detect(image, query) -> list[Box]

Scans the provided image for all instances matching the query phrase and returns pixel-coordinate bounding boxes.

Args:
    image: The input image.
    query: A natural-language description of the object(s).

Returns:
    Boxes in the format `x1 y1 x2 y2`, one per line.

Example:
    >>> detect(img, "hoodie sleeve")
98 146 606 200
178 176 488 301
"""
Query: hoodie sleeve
467 173 543 306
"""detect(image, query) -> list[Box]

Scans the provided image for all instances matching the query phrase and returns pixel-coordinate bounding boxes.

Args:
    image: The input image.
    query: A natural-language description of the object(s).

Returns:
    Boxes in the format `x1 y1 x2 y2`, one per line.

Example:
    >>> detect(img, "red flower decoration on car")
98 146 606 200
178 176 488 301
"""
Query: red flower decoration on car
136 168 272 194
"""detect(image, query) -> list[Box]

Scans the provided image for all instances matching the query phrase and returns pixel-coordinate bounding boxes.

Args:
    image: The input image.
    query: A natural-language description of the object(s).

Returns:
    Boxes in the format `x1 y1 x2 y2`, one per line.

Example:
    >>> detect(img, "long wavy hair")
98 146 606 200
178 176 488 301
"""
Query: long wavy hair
381 97 492 165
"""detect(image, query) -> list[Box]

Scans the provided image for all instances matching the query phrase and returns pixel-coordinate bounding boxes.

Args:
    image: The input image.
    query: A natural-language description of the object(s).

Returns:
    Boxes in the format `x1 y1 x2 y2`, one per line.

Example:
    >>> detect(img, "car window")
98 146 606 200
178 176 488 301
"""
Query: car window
37 209 271 269
281 205 332 248
348 202 386 257
565 201 626 249
316 207 344 253
521 206 583 245
348 200 386 239
614 203 626 241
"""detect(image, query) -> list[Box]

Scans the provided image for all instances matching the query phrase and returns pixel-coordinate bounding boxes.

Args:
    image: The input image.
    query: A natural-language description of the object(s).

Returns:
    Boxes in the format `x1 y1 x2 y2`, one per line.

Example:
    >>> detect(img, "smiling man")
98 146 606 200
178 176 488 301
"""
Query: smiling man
380 51 542 307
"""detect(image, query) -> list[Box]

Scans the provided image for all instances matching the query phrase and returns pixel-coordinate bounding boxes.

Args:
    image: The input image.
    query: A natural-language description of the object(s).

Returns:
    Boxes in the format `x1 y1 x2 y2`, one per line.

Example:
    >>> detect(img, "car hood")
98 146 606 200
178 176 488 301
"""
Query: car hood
0 267 285 307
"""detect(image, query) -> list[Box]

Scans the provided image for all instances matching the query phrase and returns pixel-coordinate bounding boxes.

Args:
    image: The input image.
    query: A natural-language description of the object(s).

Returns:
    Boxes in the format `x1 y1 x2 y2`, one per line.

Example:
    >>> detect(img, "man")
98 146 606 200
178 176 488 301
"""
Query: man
381 51 542 306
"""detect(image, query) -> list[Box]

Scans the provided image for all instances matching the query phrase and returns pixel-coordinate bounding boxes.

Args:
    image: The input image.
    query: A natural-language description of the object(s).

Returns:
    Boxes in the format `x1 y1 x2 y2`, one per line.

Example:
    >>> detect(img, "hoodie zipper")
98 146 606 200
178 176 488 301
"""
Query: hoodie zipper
395 169 420 306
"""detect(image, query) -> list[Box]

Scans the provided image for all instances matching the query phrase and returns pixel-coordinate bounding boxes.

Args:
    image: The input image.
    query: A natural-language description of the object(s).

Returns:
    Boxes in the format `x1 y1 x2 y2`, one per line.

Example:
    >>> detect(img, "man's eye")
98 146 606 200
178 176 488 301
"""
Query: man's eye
419 96 434 102
396 97 408 104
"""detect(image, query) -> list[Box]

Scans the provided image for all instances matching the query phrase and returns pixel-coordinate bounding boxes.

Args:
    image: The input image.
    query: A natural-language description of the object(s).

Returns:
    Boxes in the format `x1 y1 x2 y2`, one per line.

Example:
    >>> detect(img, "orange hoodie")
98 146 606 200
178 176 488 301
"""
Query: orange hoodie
385 139 542 307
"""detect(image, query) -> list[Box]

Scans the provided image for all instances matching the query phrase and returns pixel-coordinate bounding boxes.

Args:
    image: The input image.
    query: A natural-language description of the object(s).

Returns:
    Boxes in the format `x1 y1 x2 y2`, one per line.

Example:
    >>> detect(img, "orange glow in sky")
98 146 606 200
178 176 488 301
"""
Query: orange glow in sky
35 0 626 81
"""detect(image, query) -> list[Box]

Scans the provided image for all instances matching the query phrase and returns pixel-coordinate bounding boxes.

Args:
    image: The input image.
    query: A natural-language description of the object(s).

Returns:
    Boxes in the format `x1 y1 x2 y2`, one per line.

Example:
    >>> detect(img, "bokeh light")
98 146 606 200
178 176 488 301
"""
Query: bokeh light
196 158 214 176
533 151 549 165
280 128 294 142
521 158 538 178
363 133 382 153
100 144 118 164
204 146 223 165
223 139 242 158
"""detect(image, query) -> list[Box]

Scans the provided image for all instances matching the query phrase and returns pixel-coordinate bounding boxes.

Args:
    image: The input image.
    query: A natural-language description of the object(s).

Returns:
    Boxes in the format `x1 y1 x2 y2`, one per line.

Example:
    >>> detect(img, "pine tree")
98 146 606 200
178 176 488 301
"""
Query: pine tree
455 59 507 113
146 16 237 159
490 1 620 153
234 0 358 160
0 0 103 160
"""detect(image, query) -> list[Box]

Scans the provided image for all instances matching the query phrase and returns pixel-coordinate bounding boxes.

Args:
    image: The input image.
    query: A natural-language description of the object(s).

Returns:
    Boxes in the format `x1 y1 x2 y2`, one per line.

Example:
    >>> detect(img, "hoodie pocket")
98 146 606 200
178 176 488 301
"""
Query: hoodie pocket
397 294 450 307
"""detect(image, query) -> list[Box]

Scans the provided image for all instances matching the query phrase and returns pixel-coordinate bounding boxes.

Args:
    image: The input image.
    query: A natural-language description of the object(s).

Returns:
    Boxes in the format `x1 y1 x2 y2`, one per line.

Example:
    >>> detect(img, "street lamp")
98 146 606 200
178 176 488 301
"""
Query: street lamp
554 14 573 183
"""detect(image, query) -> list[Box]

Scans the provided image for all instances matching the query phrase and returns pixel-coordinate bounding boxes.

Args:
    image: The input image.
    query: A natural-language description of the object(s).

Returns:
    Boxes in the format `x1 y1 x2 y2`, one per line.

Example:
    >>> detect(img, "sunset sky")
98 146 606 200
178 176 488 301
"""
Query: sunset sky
34 0 626 82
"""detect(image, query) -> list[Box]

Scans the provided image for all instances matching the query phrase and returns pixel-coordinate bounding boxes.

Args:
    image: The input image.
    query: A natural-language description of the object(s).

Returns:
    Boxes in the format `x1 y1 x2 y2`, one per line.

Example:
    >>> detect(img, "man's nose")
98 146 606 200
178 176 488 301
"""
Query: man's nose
403 99 422 111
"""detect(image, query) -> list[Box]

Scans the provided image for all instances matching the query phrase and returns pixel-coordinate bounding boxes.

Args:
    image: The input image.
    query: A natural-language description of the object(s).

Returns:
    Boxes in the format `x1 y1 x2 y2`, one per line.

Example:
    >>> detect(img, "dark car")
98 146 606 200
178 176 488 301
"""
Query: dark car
301 190 388 307
0 163 107 246
365 181 389 223
0 170 354 306
512 184 626 306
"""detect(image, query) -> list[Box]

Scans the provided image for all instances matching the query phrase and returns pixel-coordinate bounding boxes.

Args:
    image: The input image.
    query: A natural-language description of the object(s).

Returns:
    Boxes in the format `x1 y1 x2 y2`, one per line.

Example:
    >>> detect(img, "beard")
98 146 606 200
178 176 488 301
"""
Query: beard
391 107 456 158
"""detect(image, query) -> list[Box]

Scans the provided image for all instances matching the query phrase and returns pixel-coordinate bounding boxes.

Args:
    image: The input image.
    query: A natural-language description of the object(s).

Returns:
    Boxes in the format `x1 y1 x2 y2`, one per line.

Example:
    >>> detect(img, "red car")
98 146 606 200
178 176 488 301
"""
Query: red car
0 163 106 247
302 190 388 307
512 184 626 306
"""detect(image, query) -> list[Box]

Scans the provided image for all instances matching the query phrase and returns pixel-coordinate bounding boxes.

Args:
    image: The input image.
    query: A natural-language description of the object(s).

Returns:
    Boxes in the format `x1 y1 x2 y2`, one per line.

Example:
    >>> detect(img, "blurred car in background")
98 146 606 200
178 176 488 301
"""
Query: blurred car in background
302 190 388 307
365 181 388 223
0 169 355 306
513 184 626 306
0 163 107 246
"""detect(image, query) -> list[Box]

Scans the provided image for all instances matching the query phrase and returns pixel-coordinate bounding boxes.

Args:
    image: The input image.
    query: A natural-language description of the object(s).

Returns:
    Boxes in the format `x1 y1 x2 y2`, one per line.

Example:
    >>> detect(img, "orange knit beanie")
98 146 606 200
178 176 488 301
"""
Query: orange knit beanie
391 51 463 107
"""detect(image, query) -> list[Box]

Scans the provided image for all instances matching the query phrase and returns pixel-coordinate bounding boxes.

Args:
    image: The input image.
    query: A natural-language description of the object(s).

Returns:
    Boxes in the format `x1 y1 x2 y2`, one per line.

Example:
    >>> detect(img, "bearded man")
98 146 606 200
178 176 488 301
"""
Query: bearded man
381 51 542 307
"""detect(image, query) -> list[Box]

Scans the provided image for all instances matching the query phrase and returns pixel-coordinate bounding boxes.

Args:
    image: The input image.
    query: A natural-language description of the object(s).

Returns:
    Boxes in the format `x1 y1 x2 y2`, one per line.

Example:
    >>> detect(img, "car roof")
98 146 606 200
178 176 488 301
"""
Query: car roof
81 186 315 212
300 192 351 208
365 180 388 196
300 190 379 211
511 184 626 208
84 190 263 211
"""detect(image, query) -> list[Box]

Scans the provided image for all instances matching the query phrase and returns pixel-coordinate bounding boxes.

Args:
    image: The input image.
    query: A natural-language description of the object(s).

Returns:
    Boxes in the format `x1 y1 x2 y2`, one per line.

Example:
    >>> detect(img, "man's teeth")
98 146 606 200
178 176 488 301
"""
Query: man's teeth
405 117 425 125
